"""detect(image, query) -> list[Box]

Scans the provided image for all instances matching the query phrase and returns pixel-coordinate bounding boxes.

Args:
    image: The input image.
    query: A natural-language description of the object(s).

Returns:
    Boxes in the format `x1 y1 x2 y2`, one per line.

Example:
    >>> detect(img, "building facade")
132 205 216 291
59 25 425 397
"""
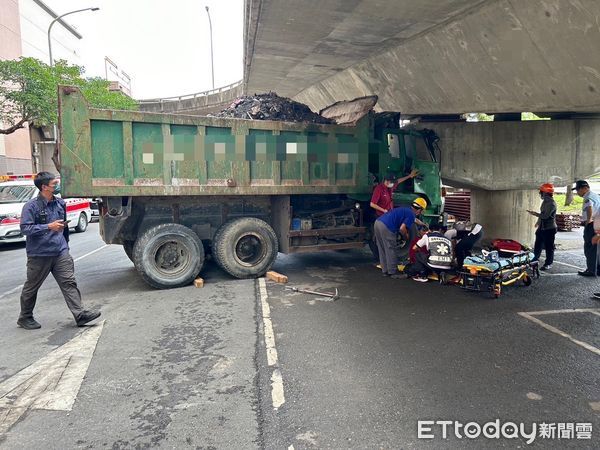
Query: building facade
0 0 82 175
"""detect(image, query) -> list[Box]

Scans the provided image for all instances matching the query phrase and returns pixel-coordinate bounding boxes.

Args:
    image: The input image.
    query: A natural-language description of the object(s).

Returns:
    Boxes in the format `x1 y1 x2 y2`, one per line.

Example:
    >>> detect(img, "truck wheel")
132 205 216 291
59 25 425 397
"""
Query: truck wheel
133 223 204 289
212 217 278 279
123 240 134 263
75 213 88 233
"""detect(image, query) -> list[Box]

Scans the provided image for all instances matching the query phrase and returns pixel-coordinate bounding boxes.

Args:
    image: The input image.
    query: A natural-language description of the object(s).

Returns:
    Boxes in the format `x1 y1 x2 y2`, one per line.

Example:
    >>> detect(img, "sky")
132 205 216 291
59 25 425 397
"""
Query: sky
43 0 244 99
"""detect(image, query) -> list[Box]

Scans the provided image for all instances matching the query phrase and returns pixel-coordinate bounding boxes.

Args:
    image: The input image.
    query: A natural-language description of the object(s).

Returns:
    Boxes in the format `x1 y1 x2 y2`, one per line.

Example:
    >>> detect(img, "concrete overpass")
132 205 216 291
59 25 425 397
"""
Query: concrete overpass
245 0 600 115
244 0 600 243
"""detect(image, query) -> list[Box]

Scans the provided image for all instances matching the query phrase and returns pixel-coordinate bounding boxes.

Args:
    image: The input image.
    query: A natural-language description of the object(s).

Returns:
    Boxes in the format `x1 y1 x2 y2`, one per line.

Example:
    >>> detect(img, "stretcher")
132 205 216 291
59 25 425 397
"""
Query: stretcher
459 251 540 298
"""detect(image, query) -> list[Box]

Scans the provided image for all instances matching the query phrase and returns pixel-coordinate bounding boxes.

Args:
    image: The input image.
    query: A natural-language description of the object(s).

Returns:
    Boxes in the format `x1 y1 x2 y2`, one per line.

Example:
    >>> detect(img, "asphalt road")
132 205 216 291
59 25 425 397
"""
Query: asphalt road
0 224 599 448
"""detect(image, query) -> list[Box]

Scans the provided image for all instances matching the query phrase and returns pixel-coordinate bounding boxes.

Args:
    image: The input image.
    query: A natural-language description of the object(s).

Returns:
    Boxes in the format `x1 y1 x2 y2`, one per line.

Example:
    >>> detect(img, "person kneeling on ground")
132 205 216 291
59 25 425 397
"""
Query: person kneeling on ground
405 223 454 282
444 222 484 268
374 198 427 278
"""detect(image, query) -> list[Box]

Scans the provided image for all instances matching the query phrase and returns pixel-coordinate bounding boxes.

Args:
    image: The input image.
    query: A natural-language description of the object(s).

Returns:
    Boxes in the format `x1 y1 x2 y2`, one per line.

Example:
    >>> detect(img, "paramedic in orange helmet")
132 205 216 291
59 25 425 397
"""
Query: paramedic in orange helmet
527 183 557 271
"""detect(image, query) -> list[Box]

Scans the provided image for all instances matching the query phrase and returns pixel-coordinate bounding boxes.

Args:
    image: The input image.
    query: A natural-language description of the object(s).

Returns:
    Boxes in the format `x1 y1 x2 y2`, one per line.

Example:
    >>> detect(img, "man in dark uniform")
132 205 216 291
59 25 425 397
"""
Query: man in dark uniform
17 172 100 330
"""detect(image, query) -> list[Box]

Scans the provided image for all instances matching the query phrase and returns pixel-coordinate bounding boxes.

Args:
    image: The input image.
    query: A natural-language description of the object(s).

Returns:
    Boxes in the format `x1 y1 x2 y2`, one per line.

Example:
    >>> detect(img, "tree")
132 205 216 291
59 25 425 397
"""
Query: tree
0 57 137 135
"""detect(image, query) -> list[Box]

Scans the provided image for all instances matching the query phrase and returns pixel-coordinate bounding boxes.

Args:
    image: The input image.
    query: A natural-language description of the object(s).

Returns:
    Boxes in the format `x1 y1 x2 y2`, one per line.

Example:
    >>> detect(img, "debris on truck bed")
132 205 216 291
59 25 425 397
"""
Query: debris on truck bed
214 92 332 124
320 95 378 125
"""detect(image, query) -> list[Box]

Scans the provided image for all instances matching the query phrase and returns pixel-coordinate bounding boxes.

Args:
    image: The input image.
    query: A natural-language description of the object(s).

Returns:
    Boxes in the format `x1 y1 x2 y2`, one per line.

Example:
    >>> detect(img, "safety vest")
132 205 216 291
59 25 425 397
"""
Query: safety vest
427 232 453 268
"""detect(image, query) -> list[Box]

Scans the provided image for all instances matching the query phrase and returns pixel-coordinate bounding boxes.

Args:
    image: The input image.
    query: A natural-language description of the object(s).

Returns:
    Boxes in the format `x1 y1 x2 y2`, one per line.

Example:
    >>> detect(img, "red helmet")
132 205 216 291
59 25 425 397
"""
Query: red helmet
539 183 554 194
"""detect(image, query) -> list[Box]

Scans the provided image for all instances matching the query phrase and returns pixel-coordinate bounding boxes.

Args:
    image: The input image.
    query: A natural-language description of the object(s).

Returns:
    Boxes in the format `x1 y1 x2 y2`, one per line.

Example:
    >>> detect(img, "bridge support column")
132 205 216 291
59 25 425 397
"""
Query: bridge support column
470 188 539 247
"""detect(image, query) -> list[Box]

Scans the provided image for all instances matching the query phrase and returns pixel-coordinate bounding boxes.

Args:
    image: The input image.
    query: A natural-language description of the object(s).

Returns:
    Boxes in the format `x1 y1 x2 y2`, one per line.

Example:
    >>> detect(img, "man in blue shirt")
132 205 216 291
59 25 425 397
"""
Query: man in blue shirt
573 180 600 276
374 197 427 278
17 172 100 330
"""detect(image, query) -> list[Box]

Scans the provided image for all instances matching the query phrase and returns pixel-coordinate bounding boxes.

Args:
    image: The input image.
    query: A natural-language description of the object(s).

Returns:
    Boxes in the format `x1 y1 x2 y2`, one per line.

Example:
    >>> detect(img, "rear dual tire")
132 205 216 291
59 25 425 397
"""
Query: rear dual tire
212 217 278 279
133 223 204 289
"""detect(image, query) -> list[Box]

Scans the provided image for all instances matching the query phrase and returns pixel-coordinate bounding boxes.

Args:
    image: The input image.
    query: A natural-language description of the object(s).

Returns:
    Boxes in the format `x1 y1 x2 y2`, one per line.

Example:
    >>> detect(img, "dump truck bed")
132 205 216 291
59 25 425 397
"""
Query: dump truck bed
58 86 371 198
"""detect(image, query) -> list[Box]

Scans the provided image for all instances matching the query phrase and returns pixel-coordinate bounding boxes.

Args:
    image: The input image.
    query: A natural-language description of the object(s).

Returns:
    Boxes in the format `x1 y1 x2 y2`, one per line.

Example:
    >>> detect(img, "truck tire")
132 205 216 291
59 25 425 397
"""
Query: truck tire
133 223 204 289
75 212 88 233
123 240 134 263
212 217 278 279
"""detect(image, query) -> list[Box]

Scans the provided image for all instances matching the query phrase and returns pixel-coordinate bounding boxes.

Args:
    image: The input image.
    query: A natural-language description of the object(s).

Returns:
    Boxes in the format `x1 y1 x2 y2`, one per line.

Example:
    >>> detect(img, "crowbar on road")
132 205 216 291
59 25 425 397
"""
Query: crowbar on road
284 286 339 301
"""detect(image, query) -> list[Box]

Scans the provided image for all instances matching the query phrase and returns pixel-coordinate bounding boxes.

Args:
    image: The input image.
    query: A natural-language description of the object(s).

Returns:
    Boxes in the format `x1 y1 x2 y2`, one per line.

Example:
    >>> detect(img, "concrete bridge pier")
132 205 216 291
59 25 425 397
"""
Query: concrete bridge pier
470 188 538 247
431 118 600 246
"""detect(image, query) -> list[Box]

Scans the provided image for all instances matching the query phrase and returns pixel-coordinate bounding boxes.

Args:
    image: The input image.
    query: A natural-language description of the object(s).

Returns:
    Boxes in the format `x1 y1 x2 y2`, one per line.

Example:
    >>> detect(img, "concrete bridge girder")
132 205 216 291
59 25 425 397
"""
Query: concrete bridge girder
431 119 600 191
429 118 600 245
245 0 600 115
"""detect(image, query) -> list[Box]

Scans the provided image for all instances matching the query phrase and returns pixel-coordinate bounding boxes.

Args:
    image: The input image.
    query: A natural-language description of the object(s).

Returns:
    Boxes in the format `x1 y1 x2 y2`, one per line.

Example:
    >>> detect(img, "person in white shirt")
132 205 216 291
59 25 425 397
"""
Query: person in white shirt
405 223 453 282
592 212 600 300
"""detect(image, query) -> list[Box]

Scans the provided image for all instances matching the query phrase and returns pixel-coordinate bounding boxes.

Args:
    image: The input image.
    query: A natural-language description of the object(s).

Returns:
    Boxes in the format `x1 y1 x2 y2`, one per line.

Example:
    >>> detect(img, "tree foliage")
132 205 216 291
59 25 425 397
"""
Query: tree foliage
0 57 137 135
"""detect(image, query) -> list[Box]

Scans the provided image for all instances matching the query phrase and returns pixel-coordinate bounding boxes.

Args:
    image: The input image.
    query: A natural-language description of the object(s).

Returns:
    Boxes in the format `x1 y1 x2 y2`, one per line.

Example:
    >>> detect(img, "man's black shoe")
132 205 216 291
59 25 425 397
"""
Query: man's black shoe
76 310 101 327
577 270 596 277
592 293 600 301
17 317 41 330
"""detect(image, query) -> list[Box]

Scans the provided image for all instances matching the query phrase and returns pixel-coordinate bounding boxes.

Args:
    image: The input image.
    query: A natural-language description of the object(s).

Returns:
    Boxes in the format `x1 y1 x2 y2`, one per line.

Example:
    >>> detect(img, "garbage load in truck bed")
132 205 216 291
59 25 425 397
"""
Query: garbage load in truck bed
58 86 443 289
59 86 370 198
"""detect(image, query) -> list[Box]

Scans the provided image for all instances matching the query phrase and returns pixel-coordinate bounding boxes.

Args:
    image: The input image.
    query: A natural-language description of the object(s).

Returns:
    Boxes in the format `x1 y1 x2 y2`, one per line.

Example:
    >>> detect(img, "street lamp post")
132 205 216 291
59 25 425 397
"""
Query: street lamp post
205 6 215 90
47 7 99 66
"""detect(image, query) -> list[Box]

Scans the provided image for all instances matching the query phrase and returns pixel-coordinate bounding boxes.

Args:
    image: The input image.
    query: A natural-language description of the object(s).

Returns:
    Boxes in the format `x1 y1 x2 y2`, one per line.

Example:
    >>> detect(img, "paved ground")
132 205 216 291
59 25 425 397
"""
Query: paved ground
0 224 598 448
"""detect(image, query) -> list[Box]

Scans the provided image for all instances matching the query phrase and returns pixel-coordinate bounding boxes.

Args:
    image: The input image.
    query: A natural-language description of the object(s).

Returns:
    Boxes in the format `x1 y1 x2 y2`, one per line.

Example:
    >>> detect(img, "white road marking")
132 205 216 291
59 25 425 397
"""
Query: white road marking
518 311 600 356
258 278 286 410
74 245 108 263
524 308 600 316
539 273 578 277
0 245 108 301
552 260 585 270
0 321 105 434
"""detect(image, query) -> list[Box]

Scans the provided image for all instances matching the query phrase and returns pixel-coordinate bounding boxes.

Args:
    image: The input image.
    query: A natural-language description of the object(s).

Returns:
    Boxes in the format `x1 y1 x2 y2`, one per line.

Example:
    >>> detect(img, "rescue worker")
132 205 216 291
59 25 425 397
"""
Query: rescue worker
17 172 101 330
444 222 484 269
370 169 419 217
407 223 453 282
374 197 427 278
527 183 557 271
572 180 600 276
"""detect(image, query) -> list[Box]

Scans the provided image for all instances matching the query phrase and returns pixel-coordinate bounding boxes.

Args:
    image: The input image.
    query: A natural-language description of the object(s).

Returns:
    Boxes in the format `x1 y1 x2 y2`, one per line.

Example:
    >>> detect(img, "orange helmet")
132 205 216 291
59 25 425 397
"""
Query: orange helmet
539 183 554 194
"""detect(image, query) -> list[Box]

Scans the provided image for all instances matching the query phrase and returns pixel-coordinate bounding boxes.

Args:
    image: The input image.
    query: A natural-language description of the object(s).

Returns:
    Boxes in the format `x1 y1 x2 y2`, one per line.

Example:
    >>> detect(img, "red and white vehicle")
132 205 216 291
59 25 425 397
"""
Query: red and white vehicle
0 177 92 244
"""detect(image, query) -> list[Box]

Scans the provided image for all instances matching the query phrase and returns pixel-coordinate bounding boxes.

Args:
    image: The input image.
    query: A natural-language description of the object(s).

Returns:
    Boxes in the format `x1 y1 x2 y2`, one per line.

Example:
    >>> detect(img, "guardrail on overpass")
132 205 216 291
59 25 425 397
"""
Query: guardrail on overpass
138 80 243 116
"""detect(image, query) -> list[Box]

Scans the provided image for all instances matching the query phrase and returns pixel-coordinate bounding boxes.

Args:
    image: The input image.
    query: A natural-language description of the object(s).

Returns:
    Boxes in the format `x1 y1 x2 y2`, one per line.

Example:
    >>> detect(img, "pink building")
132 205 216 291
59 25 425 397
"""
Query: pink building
0 0 82 175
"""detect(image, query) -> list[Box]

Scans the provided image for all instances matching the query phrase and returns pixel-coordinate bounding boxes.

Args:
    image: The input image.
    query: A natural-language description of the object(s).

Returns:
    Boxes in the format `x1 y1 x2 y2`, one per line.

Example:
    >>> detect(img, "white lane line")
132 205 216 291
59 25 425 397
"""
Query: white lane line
258 277 286 410
0 321 105 434
552 260 585 270
518 312 600 356
539 273 578 277
74 245 108 263
0 245 108 301
524 308 600 316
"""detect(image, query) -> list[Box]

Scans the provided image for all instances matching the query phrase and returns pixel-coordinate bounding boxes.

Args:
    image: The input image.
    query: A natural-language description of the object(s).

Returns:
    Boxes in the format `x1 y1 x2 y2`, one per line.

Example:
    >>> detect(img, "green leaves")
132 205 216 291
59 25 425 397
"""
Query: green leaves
0 57 138 135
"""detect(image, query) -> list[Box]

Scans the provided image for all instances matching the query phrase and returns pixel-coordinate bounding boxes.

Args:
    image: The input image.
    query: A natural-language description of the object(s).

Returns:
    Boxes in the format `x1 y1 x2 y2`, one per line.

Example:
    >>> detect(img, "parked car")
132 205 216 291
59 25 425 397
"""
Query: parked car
89 198 100 221
0 179 92 244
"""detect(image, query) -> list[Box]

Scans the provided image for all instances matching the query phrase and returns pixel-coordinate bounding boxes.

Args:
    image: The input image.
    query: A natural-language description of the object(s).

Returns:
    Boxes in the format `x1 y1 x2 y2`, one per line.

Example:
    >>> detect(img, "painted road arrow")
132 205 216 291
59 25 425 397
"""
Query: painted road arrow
0 321 105 435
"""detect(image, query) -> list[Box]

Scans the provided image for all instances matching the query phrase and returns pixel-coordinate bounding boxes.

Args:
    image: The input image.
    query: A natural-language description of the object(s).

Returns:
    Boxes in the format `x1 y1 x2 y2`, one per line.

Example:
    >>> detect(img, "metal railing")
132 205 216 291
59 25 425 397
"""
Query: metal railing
138 80 243 104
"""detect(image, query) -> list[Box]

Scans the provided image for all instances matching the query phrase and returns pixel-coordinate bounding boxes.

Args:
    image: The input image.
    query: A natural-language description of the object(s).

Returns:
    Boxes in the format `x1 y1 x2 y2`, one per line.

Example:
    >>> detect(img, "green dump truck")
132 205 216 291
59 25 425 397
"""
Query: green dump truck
58 86 444 288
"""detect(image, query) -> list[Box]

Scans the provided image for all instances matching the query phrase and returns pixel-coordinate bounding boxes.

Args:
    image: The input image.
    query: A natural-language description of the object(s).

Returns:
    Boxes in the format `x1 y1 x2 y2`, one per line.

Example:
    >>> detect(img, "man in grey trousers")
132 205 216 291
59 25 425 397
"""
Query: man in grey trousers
17 171 100 330
374 198 427 278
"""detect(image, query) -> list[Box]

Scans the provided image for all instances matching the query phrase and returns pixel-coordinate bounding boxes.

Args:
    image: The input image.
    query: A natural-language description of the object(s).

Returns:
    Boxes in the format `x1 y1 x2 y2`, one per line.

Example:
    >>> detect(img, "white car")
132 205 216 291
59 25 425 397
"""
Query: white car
0 180 92 243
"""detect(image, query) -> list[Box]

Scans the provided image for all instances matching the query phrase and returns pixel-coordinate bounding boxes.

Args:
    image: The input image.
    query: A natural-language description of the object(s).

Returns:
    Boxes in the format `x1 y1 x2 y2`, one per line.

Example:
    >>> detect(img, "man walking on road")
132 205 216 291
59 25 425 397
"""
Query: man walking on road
573 180 600 277
17 172 100 330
